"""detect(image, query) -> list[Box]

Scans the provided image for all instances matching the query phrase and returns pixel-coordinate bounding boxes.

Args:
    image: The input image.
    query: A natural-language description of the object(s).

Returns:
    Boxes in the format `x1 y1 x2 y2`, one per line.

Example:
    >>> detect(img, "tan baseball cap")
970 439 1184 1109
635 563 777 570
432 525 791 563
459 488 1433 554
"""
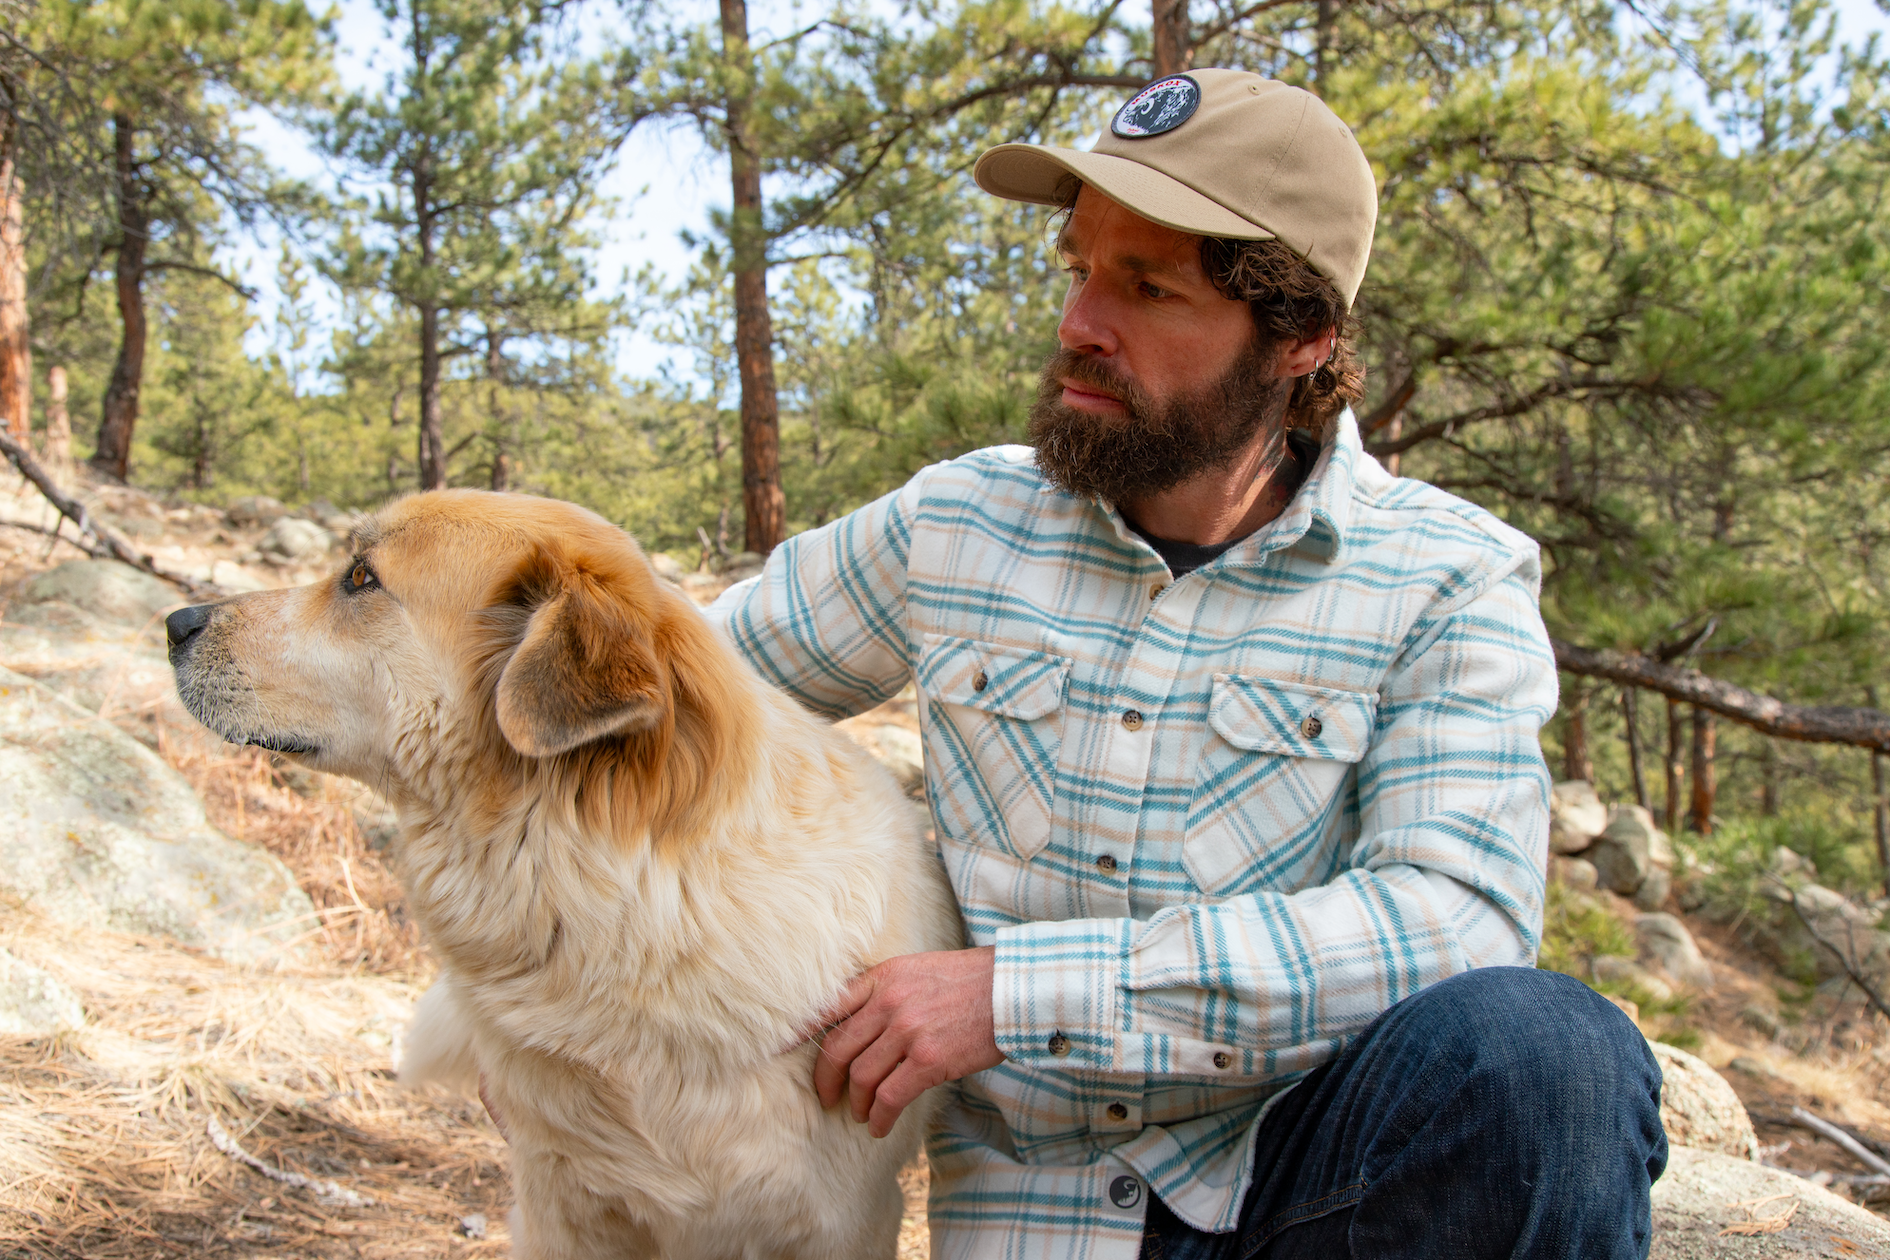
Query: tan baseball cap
973 69 1379 306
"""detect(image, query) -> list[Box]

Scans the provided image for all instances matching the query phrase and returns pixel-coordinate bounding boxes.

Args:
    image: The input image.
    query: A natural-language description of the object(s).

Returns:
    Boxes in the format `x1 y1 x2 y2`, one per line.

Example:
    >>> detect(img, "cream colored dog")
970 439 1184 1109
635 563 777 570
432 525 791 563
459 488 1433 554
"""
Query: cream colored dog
167 490 962 1259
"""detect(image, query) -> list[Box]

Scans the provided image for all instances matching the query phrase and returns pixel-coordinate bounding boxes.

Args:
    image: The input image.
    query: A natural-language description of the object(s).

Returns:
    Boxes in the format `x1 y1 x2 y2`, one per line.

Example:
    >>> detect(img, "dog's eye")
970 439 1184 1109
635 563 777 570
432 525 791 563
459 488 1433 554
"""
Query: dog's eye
346 561 379 592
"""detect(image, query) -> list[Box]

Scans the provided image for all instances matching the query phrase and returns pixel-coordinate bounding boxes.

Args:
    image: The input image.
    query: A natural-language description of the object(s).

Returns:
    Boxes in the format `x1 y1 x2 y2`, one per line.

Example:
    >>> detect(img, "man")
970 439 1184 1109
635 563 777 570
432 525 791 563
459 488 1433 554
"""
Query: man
710 69 1664 1259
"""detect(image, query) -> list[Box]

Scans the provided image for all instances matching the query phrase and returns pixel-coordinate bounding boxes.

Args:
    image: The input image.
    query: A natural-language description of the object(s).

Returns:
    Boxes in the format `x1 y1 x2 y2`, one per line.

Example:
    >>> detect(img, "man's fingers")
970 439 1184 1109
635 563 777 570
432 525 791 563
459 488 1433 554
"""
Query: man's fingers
842 1024 910 1124
799 972 876 1044
814 999 888 1109
867 1057 942 1139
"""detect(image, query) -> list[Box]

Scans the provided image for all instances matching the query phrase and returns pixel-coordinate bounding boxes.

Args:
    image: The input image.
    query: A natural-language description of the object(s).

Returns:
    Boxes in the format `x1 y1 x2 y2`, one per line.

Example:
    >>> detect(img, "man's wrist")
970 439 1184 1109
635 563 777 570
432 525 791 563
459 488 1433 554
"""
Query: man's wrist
990 918 1130 1071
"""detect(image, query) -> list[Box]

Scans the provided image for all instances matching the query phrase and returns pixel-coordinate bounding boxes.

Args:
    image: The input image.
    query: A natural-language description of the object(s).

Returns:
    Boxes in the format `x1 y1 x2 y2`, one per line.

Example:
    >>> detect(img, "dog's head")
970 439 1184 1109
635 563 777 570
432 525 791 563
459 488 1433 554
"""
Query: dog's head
169 491 730 807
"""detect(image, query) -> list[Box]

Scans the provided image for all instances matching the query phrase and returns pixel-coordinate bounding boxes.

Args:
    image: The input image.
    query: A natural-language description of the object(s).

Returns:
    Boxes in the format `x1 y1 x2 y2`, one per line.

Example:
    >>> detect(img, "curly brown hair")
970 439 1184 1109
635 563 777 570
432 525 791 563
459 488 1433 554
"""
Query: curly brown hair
1197 236 1364 440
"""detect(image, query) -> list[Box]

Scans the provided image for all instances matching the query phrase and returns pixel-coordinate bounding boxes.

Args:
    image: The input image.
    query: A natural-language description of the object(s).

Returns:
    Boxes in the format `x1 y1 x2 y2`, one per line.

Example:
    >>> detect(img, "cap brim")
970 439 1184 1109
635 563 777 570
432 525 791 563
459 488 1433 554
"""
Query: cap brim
973 144 1275 242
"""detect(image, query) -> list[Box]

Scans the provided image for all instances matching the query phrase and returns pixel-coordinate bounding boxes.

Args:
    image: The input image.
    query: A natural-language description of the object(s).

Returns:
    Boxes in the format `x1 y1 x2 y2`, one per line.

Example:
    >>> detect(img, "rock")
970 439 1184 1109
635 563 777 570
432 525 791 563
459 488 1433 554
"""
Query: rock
1549 855 1599 891
1549 780 1609 854
723 550 766 582
258 517 338 564
1590 804 1668 895
1650 1041 1758 1160
1637 913 1713 989
0 667 314 962
1737 1005 1782 1038
1649 1145 1890 1258
1771 847 1816 878
1764 881 1890 983
1593 955 1675 1001
1605 994 1641 1024
1633 864 1673 911
226 495 286 527
13 559 179 628
0 946 85 1035
1727 1055 1784 1080
649 552 685 582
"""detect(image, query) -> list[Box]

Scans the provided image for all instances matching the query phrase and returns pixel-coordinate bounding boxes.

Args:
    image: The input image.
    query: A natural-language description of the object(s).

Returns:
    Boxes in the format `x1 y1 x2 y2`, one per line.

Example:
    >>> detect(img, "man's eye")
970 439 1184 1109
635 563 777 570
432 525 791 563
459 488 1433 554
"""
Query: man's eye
1139 281 1171 299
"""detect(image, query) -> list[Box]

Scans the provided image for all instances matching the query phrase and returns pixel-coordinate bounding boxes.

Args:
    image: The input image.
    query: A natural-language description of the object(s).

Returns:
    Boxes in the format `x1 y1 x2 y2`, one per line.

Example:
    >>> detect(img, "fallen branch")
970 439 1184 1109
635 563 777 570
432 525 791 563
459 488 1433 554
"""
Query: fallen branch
1786 1107 1890 1178
1551 637 1890 754
1718 1193 1798 1236
0 430 225 603
205 1114 374 1208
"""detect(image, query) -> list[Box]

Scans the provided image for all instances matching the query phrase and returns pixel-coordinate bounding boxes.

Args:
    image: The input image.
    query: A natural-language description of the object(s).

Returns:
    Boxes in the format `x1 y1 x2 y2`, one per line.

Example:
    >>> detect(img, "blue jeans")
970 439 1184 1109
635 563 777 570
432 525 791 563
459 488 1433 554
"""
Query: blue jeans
1140 967 1667 1260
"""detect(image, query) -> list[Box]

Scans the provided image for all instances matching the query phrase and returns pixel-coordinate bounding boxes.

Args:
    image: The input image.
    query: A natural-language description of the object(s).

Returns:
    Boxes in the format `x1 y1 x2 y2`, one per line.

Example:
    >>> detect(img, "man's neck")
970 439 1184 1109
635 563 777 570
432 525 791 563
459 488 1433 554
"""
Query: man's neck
1119 426 1302 546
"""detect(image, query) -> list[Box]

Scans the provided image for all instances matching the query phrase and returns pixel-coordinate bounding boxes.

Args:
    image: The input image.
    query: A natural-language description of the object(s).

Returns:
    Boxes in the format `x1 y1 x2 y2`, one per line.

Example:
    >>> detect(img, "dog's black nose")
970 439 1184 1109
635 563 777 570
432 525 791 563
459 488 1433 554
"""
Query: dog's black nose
165 604 215 650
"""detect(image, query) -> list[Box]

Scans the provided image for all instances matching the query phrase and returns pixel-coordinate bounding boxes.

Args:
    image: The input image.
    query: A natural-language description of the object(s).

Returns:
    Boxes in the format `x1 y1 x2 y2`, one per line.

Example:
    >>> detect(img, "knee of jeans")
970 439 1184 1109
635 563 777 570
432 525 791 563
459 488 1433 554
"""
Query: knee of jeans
1397 967 1658 1102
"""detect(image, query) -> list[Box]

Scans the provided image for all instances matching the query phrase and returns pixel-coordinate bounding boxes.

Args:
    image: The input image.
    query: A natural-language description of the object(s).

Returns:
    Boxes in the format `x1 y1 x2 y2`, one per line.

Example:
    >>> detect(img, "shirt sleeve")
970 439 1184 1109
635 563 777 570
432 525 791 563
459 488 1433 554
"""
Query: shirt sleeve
705 478 921 719
989 565 1558 1078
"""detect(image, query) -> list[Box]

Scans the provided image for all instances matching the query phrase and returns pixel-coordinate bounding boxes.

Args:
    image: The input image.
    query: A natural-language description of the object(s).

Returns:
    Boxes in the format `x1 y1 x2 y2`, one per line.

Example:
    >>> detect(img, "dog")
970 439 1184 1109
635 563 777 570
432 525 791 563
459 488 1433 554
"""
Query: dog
167 490 963 1258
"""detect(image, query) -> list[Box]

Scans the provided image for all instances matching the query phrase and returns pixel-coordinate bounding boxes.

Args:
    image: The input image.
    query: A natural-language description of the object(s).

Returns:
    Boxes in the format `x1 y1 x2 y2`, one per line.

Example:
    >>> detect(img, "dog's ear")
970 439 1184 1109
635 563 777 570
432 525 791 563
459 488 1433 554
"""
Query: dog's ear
493 576 669 757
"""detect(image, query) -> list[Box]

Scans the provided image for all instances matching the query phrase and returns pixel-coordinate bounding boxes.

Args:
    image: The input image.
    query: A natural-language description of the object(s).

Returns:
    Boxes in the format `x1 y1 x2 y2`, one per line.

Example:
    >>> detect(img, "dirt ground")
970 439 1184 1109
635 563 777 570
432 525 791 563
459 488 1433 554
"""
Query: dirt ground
1 471 1886 1256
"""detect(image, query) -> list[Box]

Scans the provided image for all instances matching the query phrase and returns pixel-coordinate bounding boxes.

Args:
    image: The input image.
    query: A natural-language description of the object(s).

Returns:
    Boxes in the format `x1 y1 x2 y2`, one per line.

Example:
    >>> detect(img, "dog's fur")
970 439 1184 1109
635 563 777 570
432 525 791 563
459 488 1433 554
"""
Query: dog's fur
169 490 963 1259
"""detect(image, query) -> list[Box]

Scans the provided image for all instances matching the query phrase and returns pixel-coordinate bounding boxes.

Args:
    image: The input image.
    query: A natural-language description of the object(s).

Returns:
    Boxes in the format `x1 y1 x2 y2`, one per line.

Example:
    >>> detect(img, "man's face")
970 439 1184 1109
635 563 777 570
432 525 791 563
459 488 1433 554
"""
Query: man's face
1030 187 1290 503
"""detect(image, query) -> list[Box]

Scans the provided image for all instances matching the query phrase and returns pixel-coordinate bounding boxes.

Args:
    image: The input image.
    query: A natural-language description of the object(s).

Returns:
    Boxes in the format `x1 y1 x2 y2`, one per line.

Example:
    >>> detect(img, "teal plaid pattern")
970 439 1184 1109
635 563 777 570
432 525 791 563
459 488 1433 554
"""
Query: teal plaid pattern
709 411 1557 1259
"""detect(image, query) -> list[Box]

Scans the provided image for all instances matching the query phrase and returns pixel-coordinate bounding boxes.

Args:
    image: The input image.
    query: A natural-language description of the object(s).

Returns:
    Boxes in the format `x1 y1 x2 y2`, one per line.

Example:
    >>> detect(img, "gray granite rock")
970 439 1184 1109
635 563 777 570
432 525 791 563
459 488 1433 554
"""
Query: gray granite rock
1639 913 1714 989
1550 780 1609 854
0 946 85 1034
1650 1146 1890 1258
14 559 179 628
1650 1041 1758 1160
0 667 312 962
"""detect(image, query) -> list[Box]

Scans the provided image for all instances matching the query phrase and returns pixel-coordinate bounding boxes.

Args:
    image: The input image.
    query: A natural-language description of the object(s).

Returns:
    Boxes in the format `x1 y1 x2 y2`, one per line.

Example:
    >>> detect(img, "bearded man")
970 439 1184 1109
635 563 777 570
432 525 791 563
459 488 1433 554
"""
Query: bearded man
710 69 1666 1260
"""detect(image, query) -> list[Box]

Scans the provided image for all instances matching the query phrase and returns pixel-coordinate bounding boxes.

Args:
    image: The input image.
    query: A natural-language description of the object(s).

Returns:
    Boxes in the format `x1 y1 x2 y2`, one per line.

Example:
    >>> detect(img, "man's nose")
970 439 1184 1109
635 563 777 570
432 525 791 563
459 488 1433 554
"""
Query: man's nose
166 604 215 651
1057 278 1119 357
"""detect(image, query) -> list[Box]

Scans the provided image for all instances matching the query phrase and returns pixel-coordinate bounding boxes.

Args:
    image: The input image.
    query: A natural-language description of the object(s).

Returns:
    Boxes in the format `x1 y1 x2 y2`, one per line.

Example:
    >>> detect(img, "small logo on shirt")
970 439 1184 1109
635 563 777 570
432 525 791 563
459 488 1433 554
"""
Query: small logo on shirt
1109 1175 1144 1209
1111 75 1201 138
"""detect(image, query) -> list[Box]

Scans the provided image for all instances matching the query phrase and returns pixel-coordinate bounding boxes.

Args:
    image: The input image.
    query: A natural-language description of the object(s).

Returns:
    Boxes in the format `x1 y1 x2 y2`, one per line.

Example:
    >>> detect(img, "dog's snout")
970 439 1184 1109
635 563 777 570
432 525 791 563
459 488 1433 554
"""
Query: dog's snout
165 604 215 652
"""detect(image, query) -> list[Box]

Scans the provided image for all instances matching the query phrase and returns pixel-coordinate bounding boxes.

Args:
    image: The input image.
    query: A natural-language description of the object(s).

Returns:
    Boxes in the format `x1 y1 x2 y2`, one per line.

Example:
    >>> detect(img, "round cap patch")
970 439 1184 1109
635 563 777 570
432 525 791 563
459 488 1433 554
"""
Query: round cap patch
1111 75 1201 138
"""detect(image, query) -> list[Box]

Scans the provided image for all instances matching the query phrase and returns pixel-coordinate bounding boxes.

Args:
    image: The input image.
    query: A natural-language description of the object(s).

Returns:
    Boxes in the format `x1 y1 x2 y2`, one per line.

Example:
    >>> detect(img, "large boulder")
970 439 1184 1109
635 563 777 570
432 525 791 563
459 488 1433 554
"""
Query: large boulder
1549 780 1609 854
0 946 85 1035
1762 879 1890 984
226 495 286 527
1589 805 1670 896
1649 1041 1758 1160
1637 913 1713 989
1650 1146 1890 1258
0 668 313 962
14 559 179 628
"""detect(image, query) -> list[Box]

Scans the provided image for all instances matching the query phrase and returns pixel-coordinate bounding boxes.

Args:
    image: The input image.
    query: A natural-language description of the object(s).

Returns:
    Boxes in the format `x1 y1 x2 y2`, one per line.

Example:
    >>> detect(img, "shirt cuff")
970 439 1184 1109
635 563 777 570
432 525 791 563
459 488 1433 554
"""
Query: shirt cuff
991 917 1133 1071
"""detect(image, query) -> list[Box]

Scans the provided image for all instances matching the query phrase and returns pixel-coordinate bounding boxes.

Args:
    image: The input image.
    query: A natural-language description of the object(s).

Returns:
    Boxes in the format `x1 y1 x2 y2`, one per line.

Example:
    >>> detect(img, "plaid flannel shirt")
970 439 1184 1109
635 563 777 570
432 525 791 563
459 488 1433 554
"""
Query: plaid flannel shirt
708 411 1556 1259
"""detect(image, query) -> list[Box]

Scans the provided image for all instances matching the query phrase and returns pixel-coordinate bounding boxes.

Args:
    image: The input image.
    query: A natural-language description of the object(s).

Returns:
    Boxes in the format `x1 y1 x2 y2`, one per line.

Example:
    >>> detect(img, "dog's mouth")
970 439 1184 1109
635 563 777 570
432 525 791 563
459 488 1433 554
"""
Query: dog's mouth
244 732 321 757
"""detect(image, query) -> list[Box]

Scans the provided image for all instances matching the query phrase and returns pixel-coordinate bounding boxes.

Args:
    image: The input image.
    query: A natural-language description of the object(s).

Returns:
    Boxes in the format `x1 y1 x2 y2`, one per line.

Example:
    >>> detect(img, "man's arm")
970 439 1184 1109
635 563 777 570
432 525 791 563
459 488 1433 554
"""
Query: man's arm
821 564 1556 1129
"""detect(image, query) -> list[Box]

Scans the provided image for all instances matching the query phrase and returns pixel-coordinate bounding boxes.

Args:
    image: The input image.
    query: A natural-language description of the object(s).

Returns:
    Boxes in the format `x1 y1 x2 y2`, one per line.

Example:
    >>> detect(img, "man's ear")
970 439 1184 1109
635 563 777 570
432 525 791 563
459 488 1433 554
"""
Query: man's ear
493 579 669 758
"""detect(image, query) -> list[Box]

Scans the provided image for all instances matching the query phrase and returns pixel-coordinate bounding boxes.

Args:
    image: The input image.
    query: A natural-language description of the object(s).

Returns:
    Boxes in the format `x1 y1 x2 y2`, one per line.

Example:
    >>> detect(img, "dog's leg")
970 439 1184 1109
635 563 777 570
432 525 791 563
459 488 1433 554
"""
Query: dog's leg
509 1151 664 1259
399 976 479 1093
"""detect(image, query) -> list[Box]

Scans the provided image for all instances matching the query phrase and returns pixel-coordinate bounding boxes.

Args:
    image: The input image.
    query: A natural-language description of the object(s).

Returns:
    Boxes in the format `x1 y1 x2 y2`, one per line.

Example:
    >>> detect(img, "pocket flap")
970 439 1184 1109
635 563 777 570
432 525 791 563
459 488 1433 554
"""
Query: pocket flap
1208 675 1377 763
919 635 1071 720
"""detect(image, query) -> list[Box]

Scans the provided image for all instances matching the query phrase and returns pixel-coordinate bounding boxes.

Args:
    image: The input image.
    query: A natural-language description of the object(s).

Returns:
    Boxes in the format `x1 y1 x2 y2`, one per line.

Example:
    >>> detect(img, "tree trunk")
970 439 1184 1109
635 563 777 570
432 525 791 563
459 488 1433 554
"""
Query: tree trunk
1664 697 1685 834
1562 686 1593 784
1760 741 1779 817
1689 706 1716 835
720 0 785 554
1872 689 1888 898
92 115 148 483
1153 0 1191 77
1621 687 1649 811
1315 0 1339 90
44 365 70 476
0 118 28 445
487 328 509 491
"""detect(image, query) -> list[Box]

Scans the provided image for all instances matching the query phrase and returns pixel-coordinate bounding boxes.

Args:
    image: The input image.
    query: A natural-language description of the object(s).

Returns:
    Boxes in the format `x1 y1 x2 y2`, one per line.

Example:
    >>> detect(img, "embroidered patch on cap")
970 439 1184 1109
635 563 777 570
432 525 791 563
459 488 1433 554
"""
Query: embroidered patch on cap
1110 75 1201 138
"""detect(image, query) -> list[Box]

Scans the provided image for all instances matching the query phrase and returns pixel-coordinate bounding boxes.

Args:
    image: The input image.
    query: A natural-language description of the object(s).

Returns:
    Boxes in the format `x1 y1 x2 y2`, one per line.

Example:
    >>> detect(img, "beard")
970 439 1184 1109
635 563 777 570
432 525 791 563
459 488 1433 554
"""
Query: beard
1027 340 1291 505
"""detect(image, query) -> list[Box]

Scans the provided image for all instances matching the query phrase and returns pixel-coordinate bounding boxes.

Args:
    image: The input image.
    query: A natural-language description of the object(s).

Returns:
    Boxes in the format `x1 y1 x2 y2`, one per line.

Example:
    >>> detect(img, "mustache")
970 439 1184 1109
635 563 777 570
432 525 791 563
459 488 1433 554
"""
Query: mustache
1044 349 1155 418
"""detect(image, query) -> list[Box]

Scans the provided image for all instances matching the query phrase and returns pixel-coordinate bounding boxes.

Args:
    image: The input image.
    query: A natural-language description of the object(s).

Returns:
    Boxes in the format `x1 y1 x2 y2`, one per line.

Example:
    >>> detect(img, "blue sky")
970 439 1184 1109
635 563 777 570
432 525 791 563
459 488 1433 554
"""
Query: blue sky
226 0 1890 391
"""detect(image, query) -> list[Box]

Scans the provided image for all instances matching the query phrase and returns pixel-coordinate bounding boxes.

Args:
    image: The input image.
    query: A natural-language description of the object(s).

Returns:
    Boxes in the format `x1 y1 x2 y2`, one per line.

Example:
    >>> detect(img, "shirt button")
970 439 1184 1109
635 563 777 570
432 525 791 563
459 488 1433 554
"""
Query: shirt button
973 670 989 692
1299 714 1323 740
1048 1032 1071 1057
1213 1051 1232 1069
1106 1102 1129 1121
1121 709 1143 731
1096 854 1118 874
1149 582 1165 601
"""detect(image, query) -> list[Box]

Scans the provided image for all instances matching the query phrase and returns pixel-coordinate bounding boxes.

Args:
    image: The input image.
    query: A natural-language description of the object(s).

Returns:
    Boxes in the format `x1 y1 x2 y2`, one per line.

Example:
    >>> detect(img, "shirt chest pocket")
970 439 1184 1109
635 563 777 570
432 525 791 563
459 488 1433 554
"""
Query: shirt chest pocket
917 634 1072 862
1184 675 1379 898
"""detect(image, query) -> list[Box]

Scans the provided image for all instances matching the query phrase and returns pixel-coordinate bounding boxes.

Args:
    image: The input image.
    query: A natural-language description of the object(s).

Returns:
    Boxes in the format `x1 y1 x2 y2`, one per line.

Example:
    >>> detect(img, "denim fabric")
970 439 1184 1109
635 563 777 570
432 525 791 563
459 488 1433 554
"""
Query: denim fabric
1139 968 1668 1260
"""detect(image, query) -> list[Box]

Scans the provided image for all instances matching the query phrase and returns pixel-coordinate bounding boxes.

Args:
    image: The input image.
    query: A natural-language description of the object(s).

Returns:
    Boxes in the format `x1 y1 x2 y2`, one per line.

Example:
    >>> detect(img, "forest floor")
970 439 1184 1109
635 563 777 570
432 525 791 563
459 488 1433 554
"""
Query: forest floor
0 473 1886 1257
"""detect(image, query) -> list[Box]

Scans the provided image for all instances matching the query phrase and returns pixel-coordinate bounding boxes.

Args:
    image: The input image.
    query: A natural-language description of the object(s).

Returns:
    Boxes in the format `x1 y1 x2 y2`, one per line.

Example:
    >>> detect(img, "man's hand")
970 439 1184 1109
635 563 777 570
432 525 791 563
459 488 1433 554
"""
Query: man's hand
814 945 1003 1138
